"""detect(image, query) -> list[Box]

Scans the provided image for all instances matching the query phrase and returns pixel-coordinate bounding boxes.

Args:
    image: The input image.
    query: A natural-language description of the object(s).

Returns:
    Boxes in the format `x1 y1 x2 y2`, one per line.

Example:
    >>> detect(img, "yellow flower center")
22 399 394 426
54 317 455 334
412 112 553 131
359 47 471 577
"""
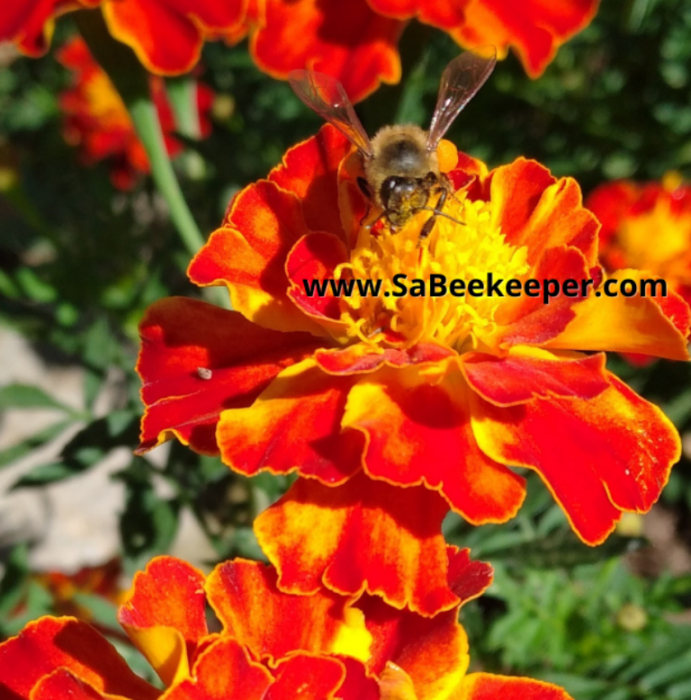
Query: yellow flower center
339 189 529 353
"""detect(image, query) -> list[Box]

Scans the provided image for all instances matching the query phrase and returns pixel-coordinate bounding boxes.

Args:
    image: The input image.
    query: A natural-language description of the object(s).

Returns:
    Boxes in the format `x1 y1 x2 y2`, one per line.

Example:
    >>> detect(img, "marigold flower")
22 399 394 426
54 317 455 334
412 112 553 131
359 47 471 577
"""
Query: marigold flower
137 126 689 613
0 0 244 75
587 173 691 310
2 1 597 102
236 0 599 102
57 37 213 190
0 554 574 700
10 558 125 626
367 0 600 78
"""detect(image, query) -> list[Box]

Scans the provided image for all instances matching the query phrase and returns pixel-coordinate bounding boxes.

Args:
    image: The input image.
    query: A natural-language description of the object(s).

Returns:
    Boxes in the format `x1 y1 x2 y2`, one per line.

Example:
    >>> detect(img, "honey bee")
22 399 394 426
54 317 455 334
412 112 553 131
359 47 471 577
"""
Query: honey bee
289 47 496 240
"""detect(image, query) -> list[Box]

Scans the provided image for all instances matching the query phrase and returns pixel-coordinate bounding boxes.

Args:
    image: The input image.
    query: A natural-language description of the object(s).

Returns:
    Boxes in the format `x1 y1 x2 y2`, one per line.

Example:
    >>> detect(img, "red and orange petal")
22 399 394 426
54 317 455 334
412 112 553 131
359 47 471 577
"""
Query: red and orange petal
117 557 208 686
215 360 363 484
254 472 491 616
0 0 92 57
188 125 354 335
2 0 245 75
455 673 575 700
471 372 680 544
342 363 527 524
368 0 599 78
206 558 372 664
245 0 405 103
360 546 493 699
0 616 159 700
161 638 349 700
101 0 246 76
136 297 322 455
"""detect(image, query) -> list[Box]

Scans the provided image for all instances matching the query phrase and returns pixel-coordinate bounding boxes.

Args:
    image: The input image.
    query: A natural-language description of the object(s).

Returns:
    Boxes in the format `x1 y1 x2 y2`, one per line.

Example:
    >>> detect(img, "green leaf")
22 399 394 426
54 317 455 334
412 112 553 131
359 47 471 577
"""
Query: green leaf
11 414 139 487
639 650 691 691
0 384 72 412
0 419 75 468
71 592 120 631
0 543 29 618
668 678 691 700
12 462 84 488
536 672 610 698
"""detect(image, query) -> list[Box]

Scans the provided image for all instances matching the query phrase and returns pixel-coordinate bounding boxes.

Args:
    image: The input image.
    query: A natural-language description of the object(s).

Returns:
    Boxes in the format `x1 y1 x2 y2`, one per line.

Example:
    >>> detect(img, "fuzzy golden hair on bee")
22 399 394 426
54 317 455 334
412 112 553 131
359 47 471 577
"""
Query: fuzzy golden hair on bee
289 47 496 237
365 125 439 210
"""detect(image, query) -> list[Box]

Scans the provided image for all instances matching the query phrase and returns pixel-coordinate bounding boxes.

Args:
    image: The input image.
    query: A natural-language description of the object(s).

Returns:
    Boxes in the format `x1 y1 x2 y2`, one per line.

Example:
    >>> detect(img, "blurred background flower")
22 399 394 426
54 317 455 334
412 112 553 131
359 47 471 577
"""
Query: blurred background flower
588 173 691 308
1 0 599 101
57 37 213 189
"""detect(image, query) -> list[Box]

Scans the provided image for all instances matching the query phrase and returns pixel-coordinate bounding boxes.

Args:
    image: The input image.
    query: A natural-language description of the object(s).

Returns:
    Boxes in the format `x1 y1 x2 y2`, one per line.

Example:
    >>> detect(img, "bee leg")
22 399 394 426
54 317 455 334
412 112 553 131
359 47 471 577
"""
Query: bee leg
418 188 448 240
419 214 437 240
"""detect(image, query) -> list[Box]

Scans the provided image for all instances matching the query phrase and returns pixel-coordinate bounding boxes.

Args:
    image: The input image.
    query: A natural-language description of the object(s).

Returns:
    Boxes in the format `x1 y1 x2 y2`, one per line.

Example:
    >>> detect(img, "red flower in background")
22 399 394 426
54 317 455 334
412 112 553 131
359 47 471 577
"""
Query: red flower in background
2 0 597 102
368 0 600 77
0 0 244 74
0 554 575 700
235 0 599 101
57 37 213 189
136 126 688 615
587 173 691 365
588 173 691 308
10 558 125 627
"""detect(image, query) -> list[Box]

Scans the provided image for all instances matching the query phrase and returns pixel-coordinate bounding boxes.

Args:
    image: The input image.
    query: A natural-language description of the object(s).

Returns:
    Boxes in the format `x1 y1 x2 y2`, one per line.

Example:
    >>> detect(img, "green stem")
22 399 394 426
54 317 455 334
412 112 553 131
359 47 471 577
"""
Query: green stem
167 77 201 139
127 98 205 255
166 76 207 180
75 9 204 258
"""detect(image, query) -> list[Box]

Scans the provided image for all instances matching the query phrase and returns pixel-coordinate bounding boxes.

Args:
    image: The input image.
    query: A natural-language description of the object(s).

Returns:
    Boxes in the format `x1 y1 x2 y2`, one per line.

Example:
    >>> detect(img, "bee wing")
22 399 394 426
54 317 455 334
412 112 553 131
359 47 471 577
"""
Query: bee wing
289 70 373 158
427 47 497 150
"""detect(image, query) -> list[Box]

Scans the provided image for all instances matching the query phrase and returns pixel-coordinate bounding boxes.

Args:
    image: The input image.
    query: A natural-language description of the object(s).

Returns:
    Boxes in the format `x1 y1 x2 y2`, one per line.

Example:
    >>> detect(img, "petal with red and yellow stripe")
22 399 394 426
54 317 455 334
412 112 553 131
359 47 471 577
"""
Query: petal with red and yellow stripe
268 124 354 237
451 0 599 78
0 0 93 57
492 246 595 348
0 617 159 700
544 270 691 360
255 472 471 616
188 181 326 335
342 363 527 525
285 232 352 337
454 672 574 700
136 297 322 456
102 0 246 76
0 0 59 57
265 653 346 700
160 637 273 700
360 590 472 698
471 373 681 545
249 0 405 103
488 158 599 266
460 348 609 406
216 359 363 484
118 557 208 686
367 0 598 77
205 559 372 664
31 669 110 700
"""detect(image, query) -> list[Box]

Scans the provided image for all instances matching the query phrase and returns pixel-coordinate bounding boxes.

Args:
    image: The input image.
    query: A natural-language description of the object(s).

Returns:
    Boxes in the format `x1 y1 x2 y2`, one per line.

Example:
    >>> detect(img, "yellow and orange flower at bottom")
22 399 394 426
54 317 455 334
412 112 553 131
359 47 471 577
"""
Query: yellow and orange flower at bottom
0 553 572 700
